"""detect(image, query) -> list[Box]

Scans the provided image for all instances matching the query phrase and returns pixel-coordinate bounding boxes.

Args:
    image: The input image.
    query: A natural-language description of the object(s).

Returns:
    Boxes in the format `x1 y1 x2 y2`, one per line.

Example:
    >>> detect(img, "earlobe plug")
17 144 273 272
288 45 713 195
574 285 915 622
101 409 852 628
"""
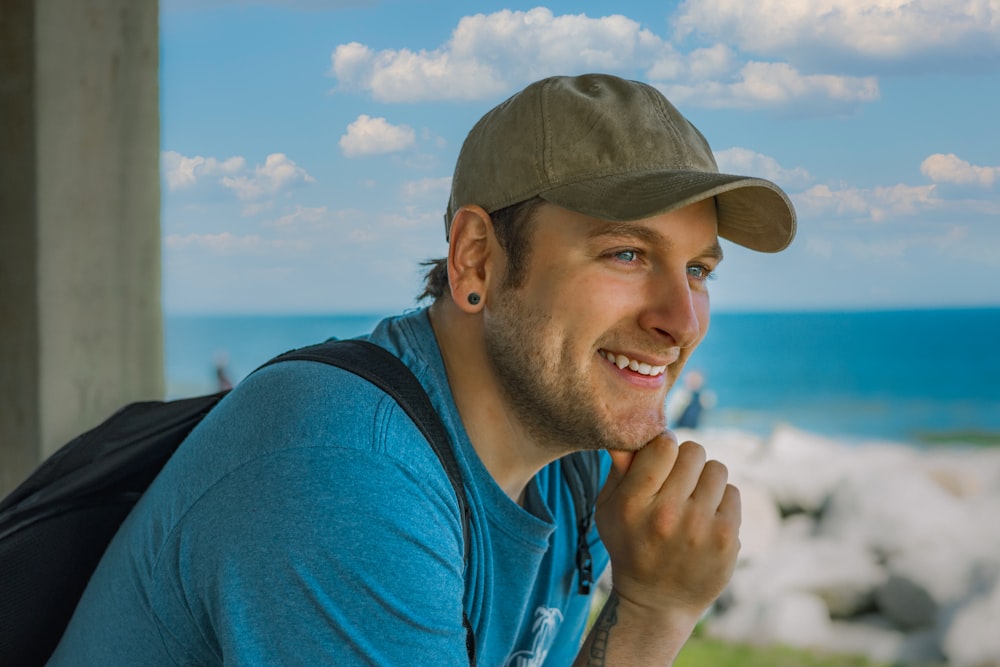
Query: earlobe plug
467 293 481 306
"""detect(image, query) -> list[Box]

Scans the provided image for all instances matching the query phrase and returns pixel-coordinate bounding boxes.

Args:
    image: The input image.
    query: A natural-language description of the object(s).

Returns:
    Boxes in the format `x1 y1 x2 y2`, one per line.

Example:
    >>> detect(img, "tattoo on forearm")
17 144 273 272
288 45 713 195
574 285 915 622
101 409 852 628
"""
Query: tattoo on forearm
587 592 620 666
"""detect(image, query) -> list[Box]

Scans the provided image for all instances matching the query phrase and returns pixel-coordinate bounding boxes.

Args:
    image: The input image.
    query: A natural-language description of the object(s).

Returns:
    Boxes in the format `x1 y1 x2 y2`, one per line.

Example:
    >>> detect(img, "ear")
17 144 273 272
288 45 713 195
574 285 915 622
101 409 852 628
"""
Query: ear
446 205 495 313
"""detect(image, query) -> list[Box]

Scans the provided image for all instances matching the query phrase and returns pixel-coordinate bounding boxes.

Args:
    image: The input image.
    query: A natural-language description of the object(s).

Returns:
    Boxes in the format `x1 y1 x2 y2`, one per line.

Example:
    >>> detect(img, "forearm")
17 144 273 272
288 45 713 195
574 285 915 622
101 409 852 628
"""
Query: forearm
572 590 701 667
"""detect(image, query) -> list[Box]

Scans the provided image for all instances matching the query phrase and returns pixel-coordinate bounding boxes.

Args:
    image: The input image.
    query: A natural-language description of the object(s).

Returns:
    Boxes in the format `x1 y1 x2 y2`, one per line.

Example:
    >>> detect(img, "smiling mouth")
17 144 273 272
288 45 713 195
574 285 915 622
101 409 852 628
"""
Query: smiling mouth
599 350 668 377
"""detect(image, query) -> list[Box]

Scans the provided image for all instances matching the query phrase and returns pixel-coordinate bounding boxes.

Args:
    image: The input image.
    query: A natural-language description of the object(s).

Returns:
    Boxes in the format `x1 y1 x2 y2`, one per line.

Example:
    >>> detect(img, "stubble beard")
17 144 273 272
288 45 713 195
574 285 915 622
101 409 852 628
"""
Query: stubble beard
482 289 666 454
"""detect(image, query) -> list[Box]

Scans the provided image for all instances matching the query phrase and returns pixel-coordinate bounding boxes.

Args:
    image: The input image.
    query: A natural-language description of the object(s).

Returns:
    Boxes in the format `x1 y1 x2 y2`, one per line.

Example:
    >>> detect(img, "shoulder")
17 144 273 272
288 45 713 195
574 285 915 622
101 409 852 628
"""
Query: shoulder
149 354 466 579
198 356 434 460
161 354 461 533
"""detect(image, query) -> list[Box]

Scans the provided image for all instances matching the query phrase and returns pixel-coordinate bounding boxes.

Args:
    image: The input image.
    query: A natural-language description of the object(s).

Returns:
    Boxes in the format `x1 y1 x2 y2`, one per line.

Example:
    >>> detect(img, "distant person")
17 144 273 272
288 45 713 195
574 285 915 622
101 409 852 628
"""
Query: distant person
49 74 795 665
669 370 718 430
213 351 233 391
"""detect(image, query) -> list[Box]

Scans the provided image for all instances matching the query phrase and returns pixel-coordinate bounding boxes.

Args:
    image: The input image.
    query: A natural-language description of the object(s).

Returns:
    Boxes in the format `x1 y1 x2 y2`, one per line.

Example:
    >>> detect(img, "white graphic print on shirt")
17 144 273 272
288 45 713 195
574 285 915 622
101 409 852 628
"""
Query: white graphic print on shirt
503 607 564 667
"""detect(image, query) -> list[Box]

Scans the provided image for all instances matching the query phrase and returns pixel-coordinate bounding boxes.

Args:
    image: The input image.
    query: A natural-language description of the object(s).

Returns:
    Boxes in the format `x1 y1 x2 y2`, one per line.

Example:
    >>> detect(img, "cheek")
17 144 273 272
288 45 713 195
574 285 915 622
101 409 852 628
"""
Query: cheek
526 268 614 326
696 296 711 343
569 271 643 314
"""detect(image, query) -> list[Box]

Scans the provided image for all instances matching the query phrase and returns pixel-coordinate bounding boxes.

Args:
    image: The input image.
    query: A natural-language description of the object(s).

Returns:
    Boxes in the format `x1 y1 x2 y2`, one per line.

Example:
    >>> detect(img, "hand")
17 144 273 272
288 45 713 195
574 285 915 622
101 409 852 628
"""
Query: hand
596 432 741 622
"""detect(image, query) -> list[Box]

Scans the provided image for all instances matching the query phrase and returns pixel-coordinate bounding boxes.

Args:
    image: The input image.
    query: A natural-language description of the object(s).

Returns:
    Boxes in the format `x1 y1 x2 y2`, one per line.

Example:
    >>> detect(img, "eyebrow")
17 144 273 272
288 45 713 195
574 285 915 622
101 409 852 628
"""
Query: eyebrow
586 220 725 262
702 241 725 262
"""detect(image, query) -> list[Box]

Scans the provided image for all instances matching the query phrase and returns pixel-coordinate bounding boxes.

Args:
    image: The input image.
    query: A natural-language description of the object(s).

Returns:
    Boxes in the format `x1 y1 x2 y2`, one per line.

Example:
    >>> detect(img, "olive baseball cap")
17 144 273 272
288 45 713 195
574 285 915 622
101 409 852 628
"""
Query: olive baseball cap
446 73 796 252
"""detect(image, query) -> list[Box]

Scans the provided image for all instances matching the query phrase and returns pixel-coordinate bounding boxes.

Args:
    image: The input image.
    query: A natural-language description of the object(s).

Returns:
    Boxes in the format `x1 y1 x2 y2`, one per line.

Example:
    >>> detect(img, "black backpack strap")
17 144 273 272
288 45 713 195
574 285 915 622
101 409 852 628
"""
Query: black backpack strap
262 339 476 665
561 450 602 595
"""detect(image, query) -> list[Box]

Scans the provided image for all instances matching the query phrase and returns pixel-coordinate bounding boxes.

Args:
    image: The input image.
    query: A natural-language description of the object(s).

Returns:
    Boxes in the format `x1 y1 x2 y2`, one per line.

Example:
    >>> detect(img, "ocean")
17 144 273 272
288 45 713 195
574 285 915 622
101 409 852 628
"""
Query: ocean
165 308 1000 447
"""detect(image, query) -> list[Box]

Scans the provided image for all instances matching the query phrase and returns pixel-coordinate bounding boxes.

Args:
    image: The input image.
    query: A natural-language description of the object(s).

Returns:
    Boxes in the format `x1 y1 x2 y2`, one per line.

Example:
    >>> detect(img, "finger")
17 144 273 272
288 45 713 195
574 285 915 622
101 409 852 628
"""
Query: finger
689 459 729 510
717 483 742 523
598 450 635 502
608 450 636 476
615 432 680 499
659 440 707 501
715 484 743 558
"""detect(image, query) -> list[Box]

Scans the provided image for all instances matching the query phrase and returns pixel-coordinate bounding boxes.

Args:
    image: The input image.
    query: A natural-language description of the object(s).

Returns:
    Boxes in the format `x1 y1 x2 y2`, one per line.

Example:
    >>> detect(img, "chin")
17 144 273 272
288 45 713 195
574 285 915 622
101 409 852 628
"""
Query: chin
605 418 664 452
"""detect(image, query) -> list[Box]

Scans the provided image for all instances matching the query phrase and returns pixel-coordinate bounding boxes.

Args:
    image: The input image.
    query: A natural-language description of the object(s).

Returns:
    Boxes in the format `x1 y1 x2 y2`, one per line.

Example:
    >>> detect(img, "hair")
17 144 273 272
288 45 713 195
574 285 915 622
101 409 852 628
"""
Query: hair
418 197 546 302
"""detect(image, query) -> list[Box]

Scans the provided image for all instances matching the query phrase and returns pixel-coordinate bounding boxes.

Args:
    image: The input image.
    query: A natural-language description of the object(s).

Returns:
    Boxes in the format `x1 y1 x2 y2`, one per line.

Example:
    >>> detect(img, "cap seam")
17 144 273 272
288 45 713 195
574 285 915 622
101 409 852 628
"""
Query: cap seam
540 77 553 192
641 83 691 167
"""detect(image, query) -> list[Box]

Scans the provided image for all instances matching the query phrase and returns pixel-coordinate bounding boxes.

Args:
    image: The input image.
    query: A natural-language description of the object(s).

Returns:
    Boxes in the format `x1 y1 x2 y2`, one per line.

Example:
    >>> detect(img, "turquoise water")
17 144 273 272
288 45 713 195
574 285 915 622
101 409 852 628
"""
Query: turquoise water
165 308 1000 446
686 309 999 444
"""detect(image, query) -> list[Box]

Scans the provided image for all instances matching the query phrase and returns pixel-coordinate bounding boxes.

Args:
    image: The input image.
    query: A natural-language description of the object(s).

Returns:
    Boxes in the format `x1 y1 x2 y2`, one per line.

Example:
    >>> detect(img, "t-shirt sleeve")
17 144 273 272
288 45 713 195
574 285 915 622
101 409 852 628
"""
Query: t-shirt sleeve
150 362 470 666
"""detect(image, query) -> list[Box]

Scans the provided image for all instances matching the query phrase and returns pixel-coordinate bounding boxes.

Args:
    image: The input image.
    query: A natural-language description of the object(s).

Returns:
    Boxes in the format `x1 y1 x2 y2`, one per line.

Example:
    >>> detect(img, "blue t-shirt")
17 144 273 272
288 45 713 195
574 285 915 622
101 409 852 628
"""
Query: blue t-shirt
49 308 609 666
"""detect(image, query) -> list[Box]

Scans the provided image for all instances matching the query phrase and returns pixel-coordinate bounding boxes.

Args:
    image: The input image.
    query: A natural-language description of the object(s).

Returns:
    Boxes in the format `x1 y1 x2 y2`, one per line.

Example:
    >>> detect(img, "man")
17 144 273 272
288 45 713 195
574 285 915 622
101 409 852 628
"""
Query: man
50 73 795 666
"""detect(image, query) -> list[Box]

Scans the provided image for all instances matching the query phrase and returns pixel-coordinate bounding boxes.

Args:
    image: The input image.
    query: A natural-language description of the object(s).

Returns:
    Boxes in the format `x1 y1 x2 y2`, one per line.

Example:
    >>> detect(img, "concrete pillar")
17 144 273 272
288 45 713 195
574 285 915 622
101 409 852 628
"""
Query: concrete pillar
1 0 162 496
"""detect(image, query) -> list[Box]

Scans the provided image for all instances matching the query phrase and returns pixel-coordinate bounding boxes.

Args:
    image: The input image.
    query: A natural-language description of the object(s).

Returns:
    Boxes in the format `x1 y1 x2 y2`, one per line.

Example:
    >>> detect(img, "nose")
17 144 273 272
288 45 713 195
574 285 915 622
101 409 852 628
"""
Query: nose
638 268 705 349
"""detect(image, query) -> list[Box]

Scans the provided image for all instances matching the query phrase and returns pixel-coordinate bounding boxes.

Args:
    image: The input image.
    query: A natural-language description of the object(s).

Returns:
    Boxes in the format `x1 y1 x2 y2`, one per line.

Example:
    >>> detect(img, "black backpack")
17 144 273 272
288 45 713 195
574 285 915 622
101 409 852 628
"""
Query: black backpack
0 338 600 666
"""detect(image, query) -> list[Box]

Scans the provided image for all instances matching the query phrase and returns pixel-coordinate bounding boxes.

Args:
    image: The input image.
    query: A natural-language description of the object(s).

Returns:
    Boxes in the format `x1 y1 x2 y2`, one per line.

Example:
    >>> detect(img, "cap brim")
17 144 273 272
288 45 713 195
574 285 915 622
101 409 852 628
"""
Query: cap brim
538 170 797 253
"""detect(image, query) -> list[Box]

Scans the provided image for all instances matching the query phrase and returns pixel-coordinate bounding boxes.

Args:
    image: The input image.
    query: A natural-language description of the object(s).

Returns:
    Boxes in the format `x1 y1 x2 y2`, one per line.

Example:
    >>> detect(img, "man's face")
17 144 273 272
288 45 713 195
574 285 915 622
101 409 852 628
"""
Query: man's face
483 198 721 453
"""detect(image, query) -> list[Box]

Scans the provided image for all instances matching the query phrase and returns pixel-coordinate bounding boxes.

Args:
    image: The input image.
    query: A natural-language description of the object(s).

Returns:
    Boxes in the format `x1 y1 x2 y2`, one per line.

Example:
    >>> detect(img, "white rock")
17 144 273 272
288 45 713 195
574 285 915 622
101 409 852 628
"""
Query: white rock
745 425 855 514
819 464 985 630
733 480 782 563
882 544 981 613
727 534 885 618
670 426 1000 666
777 513 817 542
960 494 1000 583
942 579 1000 667
691 427 765 477
706 591 832 649
921 445 1000 496
816 466 971 558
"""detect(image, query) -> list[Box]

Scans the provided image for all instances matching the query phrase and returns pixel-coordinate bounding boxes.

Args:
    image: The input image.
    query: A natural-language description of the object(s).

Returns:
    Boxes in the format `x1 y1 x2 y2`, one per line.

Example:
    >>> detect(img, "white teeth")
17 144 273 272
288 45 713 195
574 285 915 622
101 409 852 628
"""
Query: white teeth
602 350 667 377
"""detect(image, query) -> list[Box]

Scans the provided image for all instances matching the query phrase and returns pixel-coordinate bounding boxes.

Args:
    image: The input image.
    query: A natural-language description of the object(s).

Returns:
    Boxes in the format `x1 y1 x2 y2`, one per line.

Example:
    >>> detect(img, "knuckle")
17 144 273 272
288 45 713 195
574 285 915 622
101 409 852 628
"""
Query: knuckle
650 504 683 537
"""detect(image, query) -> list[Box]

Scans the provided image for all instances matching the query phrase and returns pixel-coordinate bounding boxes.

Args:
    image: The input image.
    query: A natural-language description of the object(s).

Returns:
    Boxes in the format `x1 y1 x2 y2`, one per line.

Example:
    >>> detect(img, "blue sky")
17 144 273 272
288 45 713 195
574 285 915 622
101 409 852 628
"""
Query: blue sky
160 0 1000 314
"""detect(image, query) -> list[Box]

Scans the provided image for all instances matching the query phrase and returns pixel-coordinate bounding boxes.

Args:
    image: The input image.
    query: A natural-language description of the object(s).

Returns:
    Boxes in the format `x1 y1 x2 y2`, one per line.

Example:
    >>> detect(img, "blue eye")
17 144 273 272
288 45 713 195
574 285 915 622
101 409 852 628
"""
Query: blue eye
688 265 717 281
613 249 638 262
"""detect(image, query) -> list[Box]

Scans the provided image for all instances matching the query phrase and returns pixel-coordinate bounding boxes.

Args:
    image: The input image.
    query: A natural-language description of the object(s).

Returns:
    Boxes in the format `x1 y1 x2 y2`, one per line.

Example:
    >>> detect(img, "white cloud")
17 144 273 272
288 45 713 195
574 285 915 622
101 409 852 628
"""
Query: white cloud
329 8 882 115
331 8 664 102
220 153 315 201
382 207 440 230
797 182 942 222
686 44 737 79
866 184 943 222
661 61 879 111
162 151 245 190
921 153 999 188
715 148 811 189
844 225 968 260
239 201 275 217
673 0 1000 70
401 176 451 200
164 231 307 255
255 204 442 246
339 115 416 157
163 151 314 211
272 205 329 228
